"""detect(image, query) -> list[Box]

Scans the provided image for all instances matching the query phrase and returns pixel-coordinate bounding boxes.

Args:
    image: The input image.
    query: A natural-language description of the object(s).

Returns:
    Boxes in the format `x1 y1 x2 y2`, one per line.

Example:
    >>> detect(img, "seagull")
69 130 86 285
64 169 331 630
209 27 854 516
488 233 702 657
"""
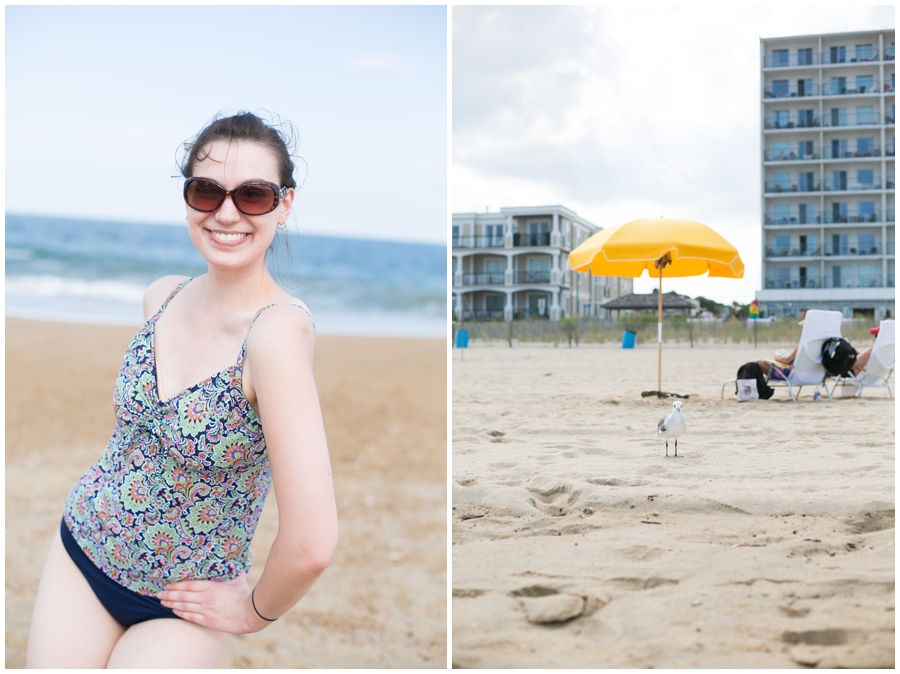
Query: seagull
657 401 686 458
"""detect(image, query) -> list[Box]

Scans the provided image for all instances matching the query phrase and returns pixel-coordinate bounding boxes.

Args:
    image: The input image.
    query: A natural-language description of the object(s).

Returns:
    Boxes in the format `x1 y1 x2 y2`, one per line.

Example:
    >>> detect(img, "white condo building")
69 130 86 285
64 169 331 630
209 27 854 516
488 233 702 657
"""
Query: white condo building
756 29 895 320
452 205 632 321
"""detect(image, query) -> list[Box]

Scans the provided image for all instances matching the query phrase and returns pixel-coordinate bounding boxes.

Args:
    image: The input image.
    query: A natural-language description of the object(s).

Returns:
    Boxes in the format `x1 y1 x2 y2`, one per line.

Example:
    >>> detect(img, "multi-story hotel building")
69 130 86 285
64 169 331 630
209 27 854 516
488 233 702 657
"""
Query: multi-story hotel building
756 29 895 320
451 205 632 321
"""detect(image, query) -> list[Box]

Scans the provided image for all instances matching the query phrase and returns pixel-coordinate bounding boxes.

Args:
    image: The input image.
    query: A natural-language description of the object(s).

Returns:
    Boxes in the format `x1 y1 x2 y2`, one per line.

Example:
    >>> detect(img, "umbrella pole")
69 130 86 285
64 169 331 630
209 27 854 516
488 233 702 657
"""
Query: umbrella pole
658 264 663 392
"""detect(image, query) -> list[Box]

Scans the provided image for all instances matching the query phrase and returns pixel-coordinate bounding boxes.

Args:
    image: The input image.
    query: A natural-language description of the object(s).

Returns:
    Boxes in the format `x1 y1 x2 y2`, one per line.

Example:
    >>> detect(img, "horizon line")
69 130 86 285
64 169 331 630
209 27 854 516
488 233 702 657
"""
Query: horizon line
5 211 447 248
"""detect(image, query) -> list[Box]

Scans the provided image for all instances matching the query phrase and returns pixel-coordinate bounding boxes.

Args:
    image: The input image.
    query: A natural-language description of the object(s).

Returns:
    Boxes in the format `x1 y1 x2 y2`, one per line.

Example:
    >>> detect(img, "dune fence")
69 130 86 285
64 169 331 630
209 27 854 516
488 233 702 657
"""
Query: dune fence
452 317 882 349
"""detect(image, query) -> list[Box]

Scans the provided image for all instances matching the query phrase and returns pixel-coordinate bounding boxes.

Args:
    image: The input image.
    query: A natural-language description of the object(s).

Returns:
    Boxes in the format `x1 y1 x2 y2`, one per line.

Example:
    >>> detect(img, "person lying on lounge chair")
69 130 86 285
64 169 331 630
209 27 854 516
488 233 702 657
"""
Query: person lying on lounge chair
756 330 875 377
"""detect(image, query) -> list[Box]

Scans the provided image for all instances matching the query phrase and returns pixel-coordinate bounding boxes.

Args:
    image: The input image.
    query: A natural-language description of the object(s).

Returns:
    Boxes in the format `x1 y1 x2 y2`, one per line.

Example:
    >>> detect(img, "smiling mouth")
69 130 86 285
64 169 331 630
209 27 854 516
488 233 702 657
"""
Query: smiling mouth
208 230 249 244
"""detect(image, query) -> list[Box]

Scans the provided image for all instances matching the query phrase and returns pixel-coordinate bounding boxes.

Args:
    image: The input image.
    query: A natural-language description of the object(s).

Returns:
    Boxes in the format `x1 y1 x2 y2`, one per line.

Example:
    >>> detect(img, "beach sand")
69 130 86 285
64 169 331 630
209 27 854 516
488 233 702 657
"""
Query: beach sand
5 318 447 668
452 345 894 668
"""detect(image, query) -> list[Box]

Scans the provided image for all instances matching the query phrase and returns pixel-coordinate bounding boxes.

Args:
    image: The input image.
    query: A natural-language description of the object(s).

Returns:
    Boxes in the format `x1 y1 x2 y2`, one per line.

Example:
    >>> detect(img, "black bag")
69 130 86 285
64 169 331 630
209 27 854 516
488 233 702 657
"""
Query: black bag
736 362 775 400
821 337 857 377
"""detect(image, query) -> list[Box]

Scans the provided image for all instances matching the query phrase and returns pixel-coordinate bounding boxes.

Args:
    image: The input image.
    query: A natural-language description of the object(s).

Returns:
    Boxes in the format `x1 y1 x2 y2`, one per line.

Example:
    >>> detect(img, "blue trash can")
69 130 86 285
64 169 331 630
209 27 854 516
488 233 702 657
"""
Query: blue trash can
456 330 469 348
622 330 636 349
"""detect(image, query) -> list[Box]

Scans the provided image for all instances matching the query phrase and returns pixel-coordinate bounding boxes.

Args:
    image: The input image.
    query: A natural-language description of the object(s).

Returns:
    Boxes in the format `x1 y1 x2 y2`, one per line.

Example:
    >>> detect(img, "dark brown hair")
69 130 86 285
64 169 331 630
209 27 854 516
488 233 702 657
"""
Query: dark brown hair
179 111 298 188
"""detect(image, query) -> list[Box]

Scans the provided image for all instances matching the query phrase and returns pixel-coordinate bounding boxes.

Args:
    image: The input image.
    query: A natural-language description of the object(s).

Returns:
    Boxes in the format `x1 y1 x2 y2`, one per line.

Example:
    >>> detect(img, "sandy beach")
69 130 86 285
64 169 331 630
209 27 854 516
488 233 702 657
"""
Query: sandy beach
5 318 447 668
452 345 894 668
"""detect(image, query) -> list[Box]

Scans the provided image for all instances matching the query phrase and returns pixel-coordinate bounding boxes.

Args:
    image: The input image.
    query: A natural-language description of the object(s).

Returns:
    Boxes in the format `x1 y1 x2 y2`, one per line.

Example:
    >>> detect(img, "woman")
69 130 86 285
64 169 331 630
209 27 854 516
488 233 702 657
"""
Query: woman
26 112 338 668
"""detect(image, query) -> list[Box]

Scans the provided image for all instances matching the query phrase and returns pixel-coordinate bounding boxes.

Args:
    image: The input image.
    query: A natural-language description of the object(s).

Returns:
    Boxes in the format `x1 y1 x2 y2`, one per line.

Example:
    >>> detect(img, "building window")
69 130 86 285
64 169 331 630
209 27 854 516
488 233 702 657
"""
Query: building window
773 110 790 127
858 264 878 287
772 141 790 159
856 106 875 125
485 294 505 314
829 46 847 64
830 77 847 95
774 235 790 255
773 171 790 190
856 75 874 93
857 169 874 187
797 47 813 65
858 201 876 221
772 49 789 66
858 232 876 254
857 137 874 155
773 203 791 223
830 108 847 126
855 44 874 61
772 80 789 97
452 225 459 246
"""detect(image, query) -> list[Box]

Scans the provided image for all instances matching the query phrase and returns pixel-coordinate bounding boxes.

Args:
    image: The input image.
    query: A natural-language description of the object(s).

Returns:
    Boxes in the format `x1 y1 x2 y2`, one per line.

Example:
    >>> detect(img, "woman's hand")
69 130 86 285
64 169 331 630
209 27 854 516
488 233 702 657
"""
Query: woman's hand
156 573 271 634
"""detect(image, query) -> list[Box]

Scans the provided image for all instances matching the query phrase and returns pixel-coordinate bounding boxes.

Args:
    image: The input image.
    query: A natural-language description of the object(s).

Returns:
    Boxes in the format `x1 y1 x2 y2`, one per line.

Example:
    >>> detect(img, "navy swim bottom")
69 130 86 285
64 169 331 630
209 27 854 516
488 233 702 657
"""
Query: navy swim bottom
60 519 180 628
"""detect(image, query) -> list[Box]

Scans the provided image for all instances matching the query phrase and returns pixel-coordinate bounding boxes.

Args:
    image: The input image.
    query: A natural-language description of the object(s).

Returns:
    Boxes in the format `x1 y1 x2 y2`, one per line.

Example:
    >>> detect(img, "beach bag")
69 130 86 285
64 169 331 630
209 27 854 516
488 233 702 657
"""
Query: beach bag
736 362 775 400
821 338 857 377
736 378 759 402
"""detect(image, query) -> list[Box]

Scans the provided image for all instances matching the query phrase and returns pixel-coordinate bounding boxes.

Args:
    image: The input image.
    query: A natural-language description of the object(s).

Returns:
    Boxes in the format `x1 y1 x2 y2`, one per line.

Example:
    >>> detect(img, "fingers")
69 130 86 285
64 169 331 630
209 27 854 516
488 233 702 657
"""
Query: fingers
156 589 205 604
170 608 210 627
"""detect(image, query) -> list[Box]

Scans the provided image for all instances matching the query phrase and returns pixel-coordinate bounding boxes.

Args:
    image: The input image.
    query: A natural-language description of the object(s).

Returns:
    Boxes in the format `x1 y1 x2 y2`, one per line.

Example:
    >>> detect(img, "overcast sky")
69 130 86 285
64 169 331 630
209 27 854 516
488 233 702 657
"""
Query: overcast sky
7 6 446 244
453 5 895 304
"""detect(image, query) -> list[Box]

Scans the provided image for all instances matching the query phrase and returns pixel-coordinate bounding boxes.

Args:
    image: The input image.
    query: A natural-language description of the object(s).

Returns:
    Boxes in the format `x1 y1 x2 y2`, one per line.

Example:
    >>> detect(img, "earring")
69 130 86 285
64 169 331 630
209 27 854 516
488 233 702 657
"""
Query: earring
277 222 286 230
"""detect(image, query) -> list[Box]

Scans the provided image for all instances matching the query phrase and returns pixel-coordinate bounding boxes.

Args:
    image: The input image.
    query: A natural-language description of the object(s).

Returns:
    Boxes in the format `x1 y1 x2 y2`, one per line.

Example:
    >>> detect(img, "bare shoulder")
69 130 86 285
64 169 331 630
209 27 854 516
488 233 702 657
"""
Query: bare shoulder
246 300 316 364
142 275 190 320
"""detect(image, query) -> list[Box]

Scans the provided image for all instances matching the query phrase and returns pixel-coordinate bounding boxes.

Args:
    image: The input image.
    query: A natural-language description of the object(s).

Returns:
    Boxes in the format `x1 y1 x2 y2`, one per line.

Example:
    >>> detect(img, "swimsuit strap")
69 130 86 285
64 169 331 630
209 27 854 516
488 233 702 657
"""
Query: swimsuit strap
237 303 314 366
151 277 193 323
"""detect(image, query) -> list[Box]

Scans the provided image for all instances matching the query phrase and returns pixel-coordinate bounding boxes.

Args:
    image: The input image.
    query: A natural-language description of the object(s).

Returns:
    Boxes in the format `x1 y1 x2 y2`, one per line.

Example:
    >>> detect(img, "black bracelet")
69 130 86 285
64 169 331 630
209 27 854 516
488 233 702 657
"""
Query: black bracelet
251 587 277 622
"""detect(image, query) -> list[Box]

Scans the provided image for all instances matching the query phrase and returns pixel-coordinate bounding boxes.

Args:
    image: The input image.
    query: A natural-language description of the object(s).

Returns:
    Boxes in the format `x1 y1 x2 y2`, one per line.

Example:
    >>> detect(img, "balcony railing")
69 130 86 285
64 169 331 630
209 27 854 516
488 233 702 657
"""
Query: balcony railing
763 115 819 130
886 46 895 61
821 47 879 64
512 232 551 247
512 309 550 320
824 209 881 223
764 147 820 161
764 277 821 289
888 241 896 255
823 145 881 159
823 274 884 289
887 208 895 222
823 178 882 191
765 246 821 258
823 244 881 256
764 179 820 193
764 83 818 98
462 272 505 285
452 235 505 248
512 270 551 284
764 213 822 225
764 51 819 68
886 81 896 93
822 80 880 96
822 111 880 127
887 113 895 125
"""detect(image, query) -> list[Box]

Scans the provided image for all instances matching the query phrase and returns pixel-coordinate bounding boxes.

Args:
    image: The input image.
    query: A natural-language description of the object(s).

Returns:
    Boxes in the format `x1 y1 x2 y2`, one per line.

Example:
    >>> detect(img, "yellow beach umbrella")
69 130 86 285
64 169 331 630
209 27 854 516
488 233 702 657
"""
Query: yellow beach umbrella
569 217 744 393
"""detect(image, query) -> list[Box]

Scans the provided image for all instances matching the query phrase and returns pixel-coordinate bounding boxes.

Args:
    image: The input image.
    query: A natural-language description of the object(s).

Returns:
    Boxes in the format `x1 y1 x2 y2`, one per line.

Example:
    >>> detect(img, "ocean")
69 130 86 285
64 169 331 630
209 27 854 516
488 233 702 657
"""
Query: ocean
5 214 447 338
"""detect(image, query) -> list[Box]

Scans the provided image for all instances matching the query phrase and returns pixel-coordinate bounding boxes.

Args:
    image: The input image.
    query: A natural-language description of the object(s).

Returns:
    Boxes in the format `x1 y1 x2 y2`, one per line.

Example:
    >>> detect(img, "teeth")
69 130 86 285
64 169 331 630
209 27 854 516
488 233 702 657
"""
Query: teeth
210 231 248 243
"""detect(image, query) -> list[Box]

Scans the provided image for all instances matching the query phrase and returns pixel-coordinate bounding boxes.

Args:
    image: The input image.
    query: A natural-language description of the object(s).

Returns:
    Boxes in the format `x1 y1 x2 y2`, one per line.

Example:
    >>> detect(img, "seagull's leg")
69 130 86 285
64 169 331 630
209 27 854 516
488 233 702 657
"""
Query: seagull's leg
674 439 679 458
665 439 669 458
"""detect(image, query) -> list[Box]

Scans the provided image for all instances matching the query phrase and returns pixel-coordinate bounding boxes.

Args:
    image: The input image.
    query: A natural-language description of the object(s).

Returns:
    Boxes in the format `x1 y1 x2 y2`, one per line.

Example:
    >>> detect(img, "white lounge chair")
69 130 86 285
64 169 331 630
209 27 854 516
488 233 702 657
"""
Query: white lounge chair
764 310 844 401
826 319 895 399
721 309 842 401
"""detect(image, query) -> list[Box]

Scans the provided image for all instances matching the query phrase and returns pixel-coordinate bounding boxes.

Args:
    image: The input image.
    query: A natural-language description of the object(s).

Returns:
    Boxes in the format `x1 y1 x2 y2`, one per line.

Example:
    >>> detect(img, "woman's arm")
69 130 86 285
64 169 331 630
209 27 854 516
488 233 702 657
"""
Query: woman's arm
775 344 799 365
158 304 337 633
241 304 338 623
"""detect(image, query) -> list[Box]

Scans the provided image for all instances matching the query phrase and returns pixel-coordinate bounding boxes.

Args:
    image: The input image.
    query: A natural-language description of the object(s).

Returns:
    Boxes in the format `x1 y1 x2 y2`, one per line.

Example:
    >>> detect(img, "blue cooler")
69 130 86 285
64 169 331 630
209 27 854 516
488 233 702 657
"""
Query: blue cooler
622 330 636 349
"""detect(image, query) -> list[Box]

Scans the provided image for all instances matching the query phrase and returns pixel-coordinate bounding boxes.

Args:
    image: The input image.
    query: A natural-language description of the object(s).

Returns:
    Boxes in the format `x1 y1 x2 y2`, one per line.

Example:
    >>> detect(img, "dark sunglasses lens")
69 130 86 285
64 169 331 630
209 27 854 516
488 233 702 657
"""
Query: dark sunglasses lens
234 184 278 215
186 180 224 212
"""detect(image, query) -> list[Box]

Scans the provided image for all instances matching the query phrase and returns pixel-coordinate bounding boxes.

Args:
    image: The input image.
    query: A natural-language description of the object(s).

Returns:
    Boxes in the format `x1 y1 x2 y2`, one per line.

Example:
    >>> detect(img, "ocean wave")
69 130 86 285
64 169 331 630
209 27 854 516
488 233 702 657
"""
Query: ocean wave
6 275 146 304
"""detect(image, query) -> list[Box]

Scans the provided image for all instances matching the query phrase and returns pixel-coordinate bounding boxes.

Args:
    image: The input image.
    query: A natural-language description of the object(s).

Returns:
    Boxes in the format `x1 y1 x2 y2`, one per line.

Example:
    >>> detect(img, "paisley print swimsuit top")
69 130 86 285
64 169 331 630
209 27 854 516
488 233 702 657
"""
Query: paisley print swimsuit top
63 278 312 596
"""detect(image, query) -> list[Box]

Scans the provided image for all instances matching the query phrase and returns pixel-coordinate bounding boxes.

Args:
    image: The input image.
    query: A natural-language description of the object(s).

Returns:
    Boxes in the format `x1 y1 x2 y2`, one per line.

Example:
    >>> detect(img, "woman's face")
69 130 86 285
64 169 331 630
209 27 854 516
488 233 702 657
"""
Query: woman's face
185 140 293 272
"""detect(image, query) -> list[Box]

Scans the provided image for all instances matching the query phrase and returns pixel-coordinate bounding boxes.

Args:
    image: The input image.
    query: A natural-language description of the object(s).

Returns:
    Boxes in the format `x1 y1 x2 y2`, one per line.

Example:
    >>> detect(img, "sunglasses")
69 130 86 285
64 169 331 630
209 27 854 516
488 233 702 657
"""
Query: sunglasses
183 177 287 216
